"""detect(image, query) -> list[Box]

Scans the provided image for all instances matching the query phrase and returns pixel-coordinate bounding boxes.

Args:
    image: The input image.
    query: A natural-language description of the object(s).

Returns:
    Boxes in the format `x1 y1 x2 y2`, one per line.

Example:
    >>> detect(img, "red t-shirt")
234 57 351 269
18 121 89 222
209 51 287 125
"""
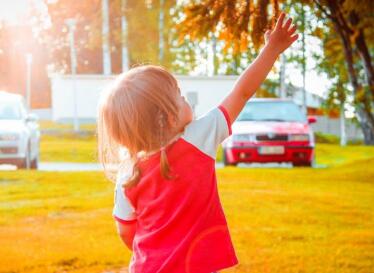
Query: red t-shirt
113 106 238 273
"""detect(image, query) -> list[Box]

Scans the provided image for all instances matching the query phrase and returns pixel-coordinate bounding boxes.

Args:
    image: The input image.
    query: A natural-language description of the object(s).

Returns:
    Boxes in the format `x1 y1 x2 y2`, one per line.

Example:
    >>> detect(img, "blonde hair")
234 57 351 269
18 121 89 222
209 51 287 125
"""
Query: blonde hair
97 65 179 187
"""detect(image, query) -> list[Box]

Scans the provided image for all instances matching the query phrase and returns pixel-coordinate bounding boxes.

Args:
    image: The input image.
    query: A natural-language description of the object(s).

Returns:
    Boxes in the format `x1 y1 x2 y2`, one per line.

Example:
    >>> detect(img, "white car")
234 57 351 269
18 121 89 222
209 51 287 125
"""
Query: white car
0 91 40 169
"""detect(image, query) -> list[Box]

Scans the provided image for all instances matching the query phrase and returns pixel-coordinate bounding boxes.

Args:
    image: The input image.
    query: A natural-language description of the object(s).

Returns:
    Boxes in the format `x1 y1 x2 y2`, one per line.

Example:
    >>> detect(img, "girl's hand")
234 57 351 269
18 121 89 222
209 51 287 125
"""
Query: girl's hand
264 12 299 55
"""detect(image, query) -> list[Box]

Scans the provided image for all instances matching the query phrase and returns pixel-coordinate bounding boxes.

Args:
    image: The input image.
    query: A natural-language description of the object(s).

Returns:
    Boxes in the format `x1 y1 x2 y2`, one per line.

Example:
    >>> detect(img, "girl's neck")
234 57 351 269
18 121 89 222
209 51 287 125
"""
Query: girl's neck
143 131 183 158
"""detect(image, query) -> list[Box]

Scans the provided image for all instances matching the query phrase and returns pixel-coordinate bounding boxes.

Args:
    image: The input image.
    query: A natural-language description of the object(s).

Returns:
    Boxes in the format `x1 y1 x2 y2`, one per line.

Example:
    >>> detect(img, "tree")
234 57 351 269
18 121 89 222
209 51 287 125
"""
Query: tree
313 19 351 146
41 0 103 73
312 0 374 144
41 0 179 73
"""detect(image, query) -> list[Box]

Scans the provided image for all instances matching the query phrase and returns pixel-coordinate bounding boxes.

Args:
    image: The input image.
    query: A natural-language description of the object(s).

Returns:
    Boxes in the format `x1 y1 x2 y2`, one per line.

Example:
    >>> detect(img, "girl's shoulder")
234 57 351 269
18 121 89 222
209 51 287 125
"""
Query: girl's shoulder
181 106 232 160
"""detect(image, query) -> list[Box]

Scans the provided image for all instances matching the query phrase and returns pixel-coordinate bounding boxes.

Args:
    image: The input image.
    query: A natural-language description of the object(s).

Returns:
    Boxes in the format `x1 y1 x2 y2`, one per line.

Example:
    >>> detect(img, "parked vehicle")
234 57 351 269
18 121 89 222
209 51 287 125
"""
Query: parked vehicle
222 98 316 167
0 91 40 169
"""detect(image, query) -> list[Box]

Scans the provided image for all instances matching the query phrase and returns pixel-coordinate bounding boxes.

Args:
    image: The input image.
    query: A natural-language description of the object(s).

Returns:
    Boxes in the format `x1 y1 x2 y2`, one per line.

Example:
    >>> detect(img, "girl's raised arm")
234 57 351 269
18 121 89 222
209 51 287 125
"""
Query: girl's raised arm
220 12 299 123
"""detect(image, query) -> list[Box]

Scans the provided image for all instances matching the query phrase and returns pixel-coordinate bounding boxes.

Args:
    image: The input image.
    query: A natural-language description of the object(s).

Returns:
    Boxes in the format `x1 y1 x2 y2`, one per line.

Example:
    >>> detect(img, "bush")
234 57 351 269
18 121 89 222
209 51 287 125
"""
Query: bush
314 132 363 145
314 132 340 144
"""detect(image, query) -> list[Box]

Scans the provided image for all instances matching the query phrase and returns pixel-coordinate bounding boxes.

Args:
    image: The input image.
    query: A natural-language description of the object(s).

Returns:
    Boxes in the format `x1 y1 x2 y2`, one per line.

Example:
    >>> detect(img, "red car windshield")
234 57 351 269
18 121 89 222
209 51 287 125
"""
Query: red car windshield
237 101 306 122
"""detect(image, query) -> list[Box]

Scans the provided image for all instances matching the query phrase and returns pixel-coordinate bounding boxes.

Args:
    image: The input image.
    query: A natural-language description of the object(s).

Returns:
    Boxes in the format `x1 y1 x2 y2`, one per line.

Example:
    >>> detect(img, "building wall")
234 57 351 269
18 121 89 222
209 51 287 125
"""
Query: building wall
49 74 239 122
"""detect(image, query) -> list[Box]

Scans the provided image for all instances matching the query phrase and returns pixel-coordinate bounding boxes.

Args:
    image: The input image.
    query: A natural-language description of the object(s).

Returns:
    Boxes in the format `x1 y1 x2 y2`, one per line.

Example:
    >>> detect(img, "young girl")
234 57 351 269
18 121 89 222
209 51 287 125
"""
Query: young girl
98 12 298 273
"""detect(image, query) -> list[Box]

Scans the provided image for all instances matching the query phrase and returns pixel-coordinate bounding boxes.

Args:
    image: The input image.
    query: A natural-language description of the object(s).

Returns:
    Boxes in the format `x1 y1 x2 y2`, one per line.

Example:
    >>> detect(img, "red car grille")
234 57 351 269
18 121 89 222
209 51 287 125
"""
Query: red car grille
256 134 288 141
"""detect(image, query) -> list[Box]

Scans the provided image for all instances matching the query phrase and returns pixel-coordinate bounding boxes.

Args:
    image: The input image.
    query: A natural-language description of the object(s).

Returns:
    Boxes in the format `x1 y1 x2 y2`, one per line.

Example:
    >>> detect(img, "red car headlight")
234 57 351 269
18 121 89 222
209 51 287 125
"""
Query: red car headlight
232 134 256 142
288 134 309 141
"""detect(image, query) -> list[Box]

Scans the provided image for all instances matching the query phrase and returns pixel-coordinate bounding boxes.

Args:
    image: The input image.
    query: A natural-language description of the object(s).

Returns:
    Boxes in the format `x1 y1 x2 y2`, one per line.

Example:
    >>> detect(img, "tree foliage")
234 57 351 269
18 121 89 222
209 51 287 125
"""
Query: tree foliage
41 0 102 73
40 0 179 73
177 0 280 53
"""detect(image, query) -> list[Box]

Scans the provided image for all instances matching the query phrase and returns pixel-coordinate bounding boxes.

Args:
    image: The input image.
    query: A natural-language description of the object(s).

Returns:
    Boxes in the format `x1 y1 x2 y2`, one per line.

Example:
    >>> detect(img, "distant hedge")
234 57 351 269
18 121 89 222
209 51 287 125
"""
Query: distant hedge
315 132 363 145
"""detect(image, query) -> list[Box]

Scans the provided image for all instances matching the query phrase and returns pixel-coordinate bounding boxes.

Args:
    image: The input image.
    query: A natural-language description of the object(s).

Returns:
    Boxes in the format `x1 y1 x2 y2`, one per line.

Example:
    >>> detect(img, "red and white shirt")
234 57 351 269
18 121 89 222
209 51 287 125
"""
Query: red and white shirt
113 106 238 273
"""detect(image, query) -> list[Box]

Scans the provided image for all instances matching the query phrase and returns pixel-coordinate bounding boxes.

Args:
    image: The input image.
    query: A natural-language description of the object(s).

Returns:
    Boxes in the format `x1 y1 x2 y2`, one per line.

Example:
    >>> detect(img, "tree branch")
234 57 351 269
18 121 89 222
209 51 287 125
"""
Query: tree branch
312 0 333 19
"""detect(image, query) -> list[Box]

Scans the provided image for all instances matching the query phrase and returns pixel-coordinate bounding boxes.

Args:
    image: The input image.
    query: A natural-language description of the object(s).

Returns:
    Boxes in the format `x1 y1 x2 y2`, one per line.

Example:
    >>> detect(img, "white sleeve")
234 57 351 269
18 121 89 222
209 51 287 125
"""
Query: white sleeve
182 105 232 159
113 172 136 222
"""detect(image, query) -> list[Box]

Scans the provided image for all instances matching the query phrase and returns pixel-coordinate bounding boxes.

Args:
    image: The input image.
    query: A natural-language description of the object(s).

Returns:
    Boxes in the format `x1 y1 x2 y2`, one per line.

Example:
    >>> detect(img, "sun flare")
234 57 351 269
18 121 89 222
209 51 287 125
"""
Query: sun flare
0 0 30 24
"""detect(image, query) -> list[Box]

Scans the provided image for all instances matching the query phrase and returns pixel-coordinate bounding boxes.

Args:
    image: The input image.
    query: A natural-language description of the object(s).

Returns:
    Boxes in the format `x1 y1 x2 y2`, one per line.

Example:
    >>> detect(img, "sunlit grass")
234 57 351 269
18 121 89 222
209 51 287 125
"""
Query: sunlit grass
216 144 374 167
314 144 374 167
1 156 373 272
0 171 125 273
38 120 373 166
40 131 374 167
221 159 374 273
39 121 96 132
40 134 98 163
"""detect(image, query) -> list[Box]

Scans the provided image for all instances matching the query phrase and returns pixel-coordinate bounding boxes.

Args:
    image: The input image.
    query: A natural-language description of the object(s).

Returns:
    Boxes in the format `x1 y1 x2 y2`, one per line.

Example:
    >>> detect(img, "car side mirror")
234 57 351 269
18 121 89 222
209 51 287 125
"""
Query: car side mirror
307 116 317 124
26 113 39 123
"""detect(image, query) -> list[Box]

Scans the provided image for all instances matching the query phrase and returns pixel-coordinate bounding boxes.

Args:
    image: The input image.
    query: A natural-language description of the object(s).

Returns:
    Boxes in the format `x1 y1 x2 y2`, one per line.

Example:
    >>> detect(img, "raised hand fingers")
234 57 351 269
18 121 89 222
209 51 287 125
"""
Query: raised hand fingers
283 18 292 30
288 24 297 35
275 12 286 30
290 33 299 43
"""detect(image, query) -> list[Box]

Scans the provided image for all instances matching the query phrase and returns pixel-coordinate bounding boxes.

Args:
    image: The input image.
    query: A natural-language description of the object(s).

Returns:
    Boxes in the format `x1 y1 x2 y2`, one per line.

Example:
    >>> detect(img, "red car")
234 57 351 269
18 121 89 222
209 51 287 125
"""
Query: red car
222 98 316 167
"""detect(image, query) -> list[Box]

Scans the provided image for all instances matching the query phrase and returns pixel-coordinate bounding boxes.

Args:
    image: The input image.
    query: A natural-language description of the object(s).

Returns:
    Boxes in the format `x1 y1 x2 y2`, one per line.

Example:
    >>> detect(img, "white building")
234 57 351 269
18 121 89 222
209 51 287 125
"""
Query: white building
49 74 322 122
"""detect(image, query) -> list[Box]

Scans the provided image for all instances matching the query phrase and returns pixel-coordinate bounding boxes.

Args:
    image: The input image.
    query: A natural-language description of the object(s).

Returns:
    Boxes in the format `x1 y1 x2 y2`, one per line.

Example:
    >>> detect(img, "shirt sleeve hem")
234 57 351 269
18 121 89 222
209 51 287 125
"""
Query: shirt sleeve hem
218 105 232 135
113 215 137 224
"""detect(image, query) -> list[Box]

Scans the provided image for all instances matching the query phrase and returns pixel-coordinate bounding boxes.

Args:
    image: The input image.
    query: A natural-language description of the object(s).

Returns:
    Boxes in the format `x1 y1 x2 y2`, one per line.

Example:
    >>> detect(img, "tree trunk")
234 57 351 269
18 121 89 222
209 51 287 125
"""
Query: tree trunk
356 108 374 144
121 0 130 72
158 0 165 63
337 29 374 144
279 53 286 98
212 35 218 75
102 0 111 75
349 11 374 97
355 30 374 94
325 0 374 144
340 103 347 146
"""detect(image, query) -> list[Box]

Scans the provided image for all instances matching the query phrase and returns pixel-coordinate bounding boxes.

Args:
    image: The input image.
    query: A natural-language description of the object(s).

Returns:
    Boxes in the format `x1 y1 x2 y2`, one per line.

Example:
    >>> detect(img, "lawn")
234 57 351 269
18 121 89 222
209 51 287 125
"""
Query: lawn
39 121 97 132
1 155 374 272
40 132 374 168
40 134 98 163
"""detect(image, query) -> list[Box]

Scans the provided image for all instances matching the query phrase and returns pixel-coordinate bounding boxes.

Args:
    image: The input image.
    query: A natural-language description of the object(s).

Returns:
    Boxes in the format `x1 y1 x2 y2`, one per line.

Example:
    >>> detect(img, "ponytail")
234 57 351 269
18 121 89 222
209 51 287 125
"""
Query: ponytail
123 148 175 189
123 155 141 188
160 147 174 180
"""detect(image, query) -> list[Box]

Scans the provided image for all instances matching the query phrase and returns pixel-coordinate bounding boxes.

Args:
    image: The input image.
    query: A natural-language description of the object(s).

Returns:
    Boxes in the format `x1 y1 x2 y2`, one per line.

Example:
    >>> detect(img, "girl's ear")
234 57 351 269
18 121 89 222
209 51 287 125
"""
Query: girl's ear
167 113 178 128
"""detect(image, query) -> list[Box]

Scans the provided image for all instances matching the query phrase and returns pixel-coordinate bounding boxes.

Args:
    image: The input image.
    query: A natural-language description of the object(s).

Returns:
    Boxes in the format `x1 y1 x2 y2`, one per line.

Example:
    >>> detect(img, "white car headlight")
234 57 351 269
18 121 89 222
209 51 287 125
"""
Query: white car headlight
289 134 309 141
0 134 20 141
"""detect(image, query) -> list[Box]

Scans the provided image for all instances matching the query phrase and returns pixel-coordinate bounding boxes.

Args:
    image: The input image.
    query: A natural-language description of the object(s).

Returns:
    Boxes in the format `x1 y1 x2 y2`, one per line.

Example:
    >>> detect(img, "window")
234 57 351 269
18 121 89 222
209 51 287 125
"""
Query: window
237 101 306 122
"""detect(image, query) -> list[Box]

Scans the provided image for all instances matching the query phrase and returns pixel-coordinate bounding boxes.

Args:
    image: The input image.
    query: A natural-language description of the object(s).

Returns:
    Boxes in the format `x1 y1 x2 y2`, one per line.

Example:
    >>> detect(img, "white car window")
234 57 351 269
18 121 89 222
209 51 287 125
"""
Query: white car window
0 102 22 120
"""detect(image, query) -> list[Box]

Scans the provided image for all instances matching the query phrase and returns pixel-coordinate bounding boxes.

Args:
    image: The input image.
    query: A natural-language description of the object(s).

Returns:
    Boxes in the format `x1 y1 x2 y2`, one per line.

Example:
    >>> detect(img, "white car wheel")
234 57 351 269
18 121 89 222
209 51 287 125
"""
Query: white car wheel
18 143 31 169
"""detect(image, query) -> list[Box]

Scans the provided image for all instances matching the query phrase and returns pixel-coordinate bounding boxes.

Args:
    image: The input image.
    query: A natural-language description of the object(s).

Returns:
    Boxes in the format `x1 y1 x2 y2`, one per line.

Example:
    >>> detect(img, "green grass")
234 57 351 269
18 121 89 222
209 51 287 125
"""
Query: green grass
40 134 98 163
39 121 96 132
39 122 97 163
1 155 374 273
216 143 374 167
315 144 374 167
41 132 374 167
